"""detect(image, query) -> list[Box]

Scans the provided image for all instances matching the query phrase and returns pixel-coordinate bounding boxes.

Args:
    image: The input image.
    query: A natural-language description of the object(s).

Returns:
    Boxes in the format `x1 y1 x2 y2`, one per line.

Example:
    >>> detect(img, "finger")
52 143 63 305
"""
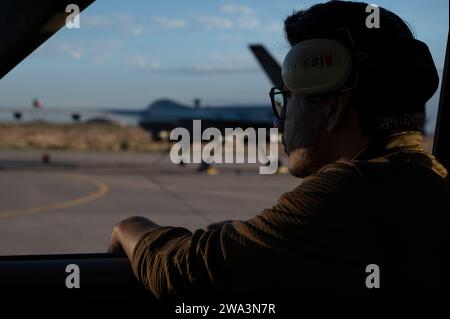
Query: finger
107 231 124 254
107 240 124 254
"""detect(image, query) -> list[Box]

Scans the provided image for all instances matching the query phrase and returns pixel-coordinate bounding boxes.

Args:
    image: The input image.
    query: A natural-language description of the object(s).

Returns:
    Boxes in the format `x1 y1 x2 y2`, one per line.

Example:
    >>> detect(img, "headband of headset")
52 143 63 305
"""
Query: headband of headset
282 28 439 102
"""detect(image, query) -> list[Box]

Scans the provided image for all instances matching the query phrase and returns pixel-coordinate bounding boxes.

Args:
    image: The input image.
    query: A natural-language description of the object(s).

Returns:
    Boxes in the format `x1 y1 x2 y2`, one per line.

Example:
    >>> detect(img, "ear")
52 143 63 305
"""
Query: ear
324 91 352 132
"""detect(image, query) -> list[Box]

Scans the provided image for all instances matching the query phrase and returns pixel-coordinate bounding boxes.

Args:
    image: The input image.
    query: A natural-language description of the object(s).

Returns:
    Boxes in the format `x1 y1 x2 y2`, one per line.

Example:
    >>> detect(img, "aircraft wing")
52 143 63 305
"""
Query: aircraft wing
106 109 146 117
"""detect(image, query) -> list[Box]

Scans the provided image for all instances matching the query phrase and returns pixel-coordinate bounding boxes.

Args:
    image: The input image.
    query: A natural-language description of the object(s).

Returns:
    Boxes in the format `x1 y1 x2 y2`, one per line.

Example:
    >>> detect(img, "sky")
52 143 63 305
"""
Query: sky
0 0 448 115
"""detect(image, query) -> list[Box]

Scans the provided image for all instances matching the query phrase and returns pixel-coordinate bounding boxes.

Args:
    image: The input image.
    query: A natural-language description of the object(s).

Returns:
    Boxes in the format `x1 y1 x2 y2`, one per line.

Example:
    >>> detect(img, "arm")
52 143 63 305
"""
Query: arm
108 217 233 259
107 216 160 260
108 216 226 298
108 163 361 299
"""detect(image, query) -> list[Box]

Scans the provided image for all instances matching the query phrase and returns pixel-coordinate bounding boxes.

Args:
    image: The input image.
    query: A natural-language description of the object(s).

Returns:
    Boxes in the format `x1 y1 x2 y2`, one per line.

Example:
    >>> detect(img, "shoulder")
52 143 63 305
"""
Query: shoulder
274 161 363 214
316 161 363 177
352 149 448 181
296 161 363 192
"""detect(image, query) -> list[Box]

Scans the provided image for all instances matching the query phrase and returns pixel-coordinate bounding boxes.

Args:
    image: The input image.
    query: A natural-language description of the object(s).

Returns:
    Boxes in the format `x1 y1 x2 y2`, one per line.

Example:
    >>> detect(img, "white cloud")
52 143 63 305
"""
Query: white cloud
37 42 85 61
237 15 261 30
174 51 257 74
219 4 266 31
207 51 252 64
195 15 234 30
263 21 283 34
220 4 254 15
36 38 124 66
184 64 256 74
64 47 84 60
83 14 112 29
125 51 257 75
83 13 143 36
151 17 188 29
126 56 161 70
114 13 144 35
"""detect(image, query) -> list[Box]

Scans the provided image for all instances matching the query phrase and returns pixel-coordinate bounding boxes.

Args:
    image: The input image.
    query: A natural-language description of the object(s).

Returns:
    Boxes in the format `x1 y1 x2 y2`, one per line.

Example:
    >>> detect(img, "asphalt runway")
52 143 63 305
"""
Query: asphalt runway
0 149 300 255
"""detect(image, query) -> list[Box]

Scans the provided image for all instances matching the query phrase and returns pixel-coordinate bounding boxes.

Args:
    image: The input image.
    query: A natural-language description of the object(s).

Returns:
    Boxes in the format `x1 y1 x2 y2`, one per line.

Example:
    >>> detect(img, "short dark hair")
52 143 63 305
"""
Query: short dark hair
284 0 427 137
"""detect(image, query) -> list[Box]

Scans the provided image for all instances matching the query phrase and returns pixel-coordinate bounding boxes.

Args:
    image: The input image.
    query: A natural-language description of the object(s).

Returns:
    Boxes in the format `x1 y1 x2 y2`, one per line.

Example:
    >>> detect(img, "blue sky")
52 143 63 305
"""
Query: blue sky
0 0 448 113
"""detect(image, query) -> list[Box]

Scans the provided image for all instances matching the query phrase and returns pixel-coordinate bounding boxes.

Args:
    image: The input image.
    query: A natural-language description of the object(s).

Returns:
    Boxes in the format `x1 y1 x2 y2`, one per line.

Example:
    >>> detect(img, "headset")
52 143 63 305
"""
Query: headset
282 28 439 103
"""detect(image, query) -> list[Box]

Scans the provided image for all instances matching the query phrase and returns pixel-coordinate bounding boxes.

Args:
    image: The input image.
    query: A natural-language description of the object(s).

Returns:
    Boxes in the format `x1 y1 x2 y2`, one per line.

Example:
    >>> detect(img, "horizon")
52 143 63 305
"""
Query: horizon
0 0 448 133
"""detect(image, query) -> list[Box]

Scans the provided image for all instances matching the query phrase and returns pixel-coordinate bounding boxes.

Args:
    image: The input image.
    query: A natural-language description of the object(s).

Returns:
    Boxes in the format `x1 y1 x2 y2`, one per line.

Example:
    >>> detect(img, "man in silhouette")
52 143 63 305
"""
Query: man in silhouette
109 1 448 298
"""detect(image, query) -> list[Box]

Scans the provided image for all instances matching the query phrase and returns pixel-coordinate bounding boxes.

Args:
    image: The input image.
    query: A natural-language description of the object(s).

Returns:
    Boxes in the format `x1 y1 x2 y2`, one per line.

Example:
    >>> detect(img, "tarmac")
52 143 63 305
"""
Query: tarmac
0 149 300 255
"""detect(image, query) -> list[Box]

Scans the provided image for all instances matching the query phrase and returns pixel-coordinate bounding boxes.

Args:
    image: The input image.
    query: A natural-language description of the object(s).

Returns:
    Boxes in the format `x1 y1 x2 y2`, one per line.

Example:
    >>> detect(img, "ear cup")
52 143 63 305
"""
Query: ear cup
282 30 439 106
282 39 353 96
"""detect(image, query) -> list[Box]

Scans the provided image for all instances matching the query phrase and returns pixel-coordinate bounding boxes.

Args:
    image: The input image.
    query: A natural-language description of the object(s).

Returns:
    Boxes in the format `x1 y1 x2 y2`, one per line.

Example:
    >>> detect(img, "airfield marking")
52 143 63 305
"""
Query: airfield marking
0 173 109 219
165 185 275 202
103 178 160 190
105 178 274 201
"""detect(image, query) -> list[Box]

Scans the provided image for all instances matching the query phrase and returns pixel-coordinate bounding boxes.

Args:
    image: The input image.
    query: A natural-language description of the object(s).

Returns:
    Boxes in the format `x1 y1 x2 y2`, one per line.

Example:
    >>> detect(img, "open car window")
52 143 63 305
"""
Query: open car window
0 0 304 255
0 0 448 310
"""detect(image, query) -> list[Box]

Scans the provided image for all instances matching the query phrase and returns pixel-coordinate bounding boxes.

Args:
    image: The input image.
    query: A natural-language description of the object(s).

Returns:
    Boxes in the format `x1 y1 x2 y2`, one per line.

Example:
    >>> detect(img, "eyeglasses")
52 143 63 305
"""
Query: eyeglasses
269 87 290 119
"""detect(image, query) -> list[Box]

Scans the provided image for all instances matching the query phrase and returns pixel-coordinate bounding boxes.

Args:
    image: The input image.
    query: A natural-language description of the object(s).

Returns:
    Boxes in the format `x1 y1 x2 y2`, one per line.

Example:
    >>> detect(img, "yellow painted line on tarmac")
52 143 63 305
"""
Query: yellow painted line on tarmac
104 178 160 190
0 173 109 219
166 185 274 202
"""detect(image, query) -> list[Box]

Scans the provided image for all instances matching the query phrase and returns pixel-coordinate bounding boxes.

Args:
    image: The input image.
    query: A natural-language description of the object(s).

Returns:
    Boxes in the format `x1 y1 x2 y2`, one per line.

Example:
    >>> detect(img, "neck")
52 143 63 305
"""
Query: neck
335 132 370 162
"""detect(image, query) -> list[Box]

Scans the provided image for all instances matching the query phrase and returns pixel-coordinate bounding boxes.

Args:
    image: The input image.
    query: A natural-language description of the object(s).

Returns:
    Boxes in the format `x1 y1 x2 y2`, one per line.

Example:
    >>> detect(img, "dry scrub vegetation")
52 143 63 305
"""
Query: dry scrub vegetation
0 123 434 153
0 123 170 152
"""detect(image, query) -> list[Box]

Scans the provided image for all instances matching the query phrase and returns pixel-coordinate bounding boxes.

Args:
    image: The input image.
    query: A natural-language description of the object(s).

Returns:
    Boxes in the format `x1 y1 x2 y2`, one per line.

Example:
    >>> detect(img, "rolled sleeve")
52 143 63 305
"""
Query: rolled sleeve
131 226 227 299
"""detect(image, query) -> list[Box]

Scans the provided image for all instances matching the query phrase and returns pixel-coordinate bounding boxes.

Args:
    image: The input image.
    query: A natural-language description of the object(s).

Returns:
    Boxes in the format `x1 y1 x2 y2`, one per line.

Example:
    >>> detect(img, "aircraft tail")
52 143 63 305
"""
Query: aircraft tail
248 44 283 88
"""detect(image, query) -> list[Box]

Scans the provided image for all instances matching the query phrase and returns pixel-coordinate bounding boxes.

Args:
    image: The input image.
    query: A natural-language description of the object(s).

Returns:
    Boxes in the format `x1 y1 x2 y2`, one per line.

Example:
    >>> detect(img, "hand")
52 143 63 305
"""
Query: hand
107 216 160 259
107 228 125 254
